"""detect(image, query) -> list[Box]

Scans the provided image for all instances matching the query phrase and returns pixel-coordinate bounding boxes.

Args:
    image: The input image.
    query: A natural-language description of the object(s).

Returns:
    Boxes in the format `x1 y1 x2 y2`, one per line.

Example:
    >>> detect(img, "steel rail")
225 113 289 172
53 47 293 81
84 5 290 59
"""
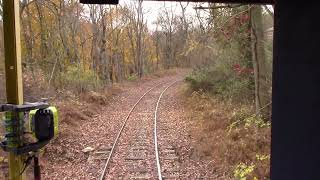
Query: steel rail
154 80 180 180
99 82 165 180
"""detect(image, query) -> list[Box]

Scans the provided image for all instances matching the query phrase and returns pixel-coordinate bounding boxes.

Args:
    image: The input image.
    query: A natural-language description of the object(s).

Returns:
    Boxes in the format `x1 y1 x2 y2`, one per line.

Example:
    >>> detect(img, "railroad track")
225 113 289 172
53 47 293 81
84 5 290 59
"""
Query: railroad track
97 80 181 180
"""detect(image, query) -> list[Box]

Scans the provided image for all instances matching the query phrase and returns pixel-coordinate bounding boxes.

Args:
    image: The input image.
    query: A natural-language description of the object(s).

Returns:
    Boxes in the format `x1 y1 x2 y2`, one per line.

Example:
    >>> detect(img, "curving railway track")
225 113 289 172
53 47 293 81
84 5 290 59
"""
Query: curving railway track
98 80 181 180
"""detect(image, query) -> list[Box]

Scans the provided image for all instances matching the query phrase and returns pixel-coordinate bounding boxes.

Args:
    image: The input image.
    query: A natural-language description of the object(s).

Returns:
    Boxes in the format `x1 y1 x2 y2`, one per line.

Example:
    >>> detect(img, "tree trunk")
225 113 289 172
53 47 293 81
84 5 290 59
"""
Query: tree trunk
35 1 48 60
89 5 100 72
250 5 269 118
99 6 111 85
136 0 143 77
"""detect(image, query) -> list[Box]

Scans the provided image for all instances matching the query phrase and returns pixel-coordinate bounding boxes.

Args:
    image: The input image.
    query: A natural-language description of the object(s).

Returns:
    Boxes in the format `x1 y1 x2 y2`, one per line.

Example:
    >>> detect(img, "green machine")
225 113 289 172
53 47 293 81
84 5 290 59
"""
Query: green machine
0 102 58 180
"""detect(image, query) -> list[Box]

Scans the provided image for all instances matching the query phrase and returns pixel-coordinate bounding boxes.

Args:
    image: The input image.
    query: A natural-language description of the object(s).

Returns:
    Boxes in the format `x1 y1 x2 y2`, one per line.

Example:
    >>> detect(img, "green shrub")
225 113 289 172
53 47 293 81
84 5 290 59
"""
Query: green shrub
185 72 214 92
57 65 102 93
185 67 229 92
127 74 138 81
185 66 253 102
215 77 253 101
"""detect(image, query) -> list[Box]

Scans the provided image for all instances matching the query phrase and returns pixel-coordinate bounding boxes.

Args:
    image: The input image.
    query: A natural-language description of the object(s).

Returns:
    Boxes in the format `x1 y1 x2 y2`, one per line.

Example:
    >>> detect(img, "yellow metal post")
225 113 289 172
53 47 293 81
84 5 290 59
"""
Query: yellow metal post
3 0 25 179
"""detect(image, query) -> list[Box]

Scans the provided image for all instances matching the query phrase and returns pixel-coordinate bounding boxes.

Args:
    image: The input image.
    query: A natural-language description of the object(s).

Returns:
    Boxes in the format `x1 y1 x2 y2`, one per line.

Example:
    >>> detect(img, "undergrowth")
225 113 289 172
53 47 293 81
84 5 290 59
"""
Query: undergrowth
185 90 270 179
55 65 103 93
185 66 254 103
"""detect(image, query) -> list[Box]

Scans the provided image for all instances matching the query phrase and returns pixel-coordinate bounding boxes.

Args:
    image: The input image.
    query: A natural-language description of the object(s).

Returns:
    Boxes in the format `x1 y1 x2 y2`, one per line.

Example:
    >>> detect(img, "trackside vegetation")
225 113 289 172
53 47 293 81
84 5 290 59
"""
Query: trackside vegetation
184 5 272 179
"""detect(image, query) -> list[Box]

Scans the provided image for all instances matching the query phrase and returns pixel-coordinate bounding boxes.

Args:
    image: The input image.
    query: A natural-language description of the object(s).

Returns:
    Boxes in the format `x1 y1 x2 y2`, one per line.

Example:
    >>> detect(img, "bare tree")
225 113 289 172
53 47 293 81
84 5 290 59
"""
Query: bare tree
157 3 178 69
135 0 144 77
99 5 111 84
123 1 145 77
20 0 35 71
89 4 101 72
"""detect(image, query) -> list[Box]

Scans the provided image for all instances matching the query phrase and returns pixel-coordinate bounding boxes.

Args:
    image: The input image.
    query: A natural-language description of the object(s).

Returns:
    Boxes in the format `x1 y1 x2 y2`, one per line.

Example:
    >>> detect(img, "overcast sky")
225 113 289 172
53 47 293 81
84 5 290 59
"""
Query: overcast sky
120 0 203 31
82 2 273 31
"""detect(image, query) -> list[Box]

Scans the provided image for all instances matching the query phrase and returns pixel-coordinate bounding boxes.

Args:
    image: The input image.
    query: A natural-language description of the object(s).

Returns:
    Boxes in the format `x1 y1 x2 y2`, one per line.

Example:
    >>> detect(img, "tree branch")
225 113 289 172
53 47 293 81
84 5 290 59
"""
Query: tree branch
194 4 244 10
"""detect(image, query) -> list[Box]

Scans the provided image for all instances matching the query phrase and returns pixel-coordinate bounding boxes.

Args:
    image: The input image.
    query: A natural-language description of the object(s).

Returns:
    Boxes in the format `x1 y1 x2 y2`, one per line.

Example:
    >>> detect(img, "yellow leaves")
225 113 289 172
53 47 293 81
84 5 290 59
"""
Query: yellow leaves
19 2 159 80
0 156 7 163
256 154 270 161
233 163 256 180
183 38 199 56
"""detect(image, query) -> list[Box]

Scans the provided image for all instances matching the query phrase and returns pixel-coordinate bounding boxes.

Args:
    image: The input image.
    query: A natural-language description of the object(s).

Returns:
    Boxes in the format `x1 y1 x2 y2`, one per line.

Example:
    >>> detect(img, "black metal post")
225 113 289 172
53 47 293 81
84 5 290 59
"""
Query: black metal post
271 2 320 179
34 156 41 180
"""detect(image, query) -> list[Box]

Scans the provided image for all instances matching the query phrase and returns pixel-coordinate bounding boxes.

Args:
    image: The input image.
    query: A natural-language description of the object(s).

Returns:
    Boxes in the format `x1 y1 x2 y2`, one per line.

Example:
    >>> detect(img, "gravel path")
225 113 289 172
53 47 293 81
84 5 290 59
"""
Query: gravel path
105 83 166 179
42 72 195 180
158 81 218 179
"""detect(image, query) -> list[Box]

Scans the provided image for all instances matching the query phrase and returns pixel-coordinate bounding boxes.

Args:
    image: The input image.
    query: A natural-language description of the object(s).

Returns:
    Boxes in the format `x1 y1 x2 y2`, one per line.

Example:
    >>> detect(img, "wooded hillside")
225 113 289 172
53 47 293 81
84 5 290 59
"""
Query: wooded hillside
0 2 273 110
0 2 273 178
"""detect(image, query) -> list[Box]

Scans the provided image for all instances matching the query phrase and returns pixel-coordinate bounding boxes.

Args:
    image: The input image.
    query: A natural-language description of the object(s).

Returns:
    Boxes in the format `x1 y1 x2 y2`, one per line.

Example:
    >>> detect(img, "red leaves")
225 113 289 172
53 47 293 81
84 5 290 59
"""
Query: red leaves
232 64 253 75
233 64 241 70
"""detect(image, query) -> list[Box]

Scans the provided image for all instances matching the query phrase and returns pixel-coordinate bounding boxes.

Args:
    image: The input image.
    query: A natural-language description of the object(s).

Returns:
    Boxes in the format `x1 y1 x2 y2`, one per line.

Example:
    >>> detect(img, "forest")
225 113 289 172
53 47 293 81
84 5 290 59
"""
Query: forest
0 1 273 179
